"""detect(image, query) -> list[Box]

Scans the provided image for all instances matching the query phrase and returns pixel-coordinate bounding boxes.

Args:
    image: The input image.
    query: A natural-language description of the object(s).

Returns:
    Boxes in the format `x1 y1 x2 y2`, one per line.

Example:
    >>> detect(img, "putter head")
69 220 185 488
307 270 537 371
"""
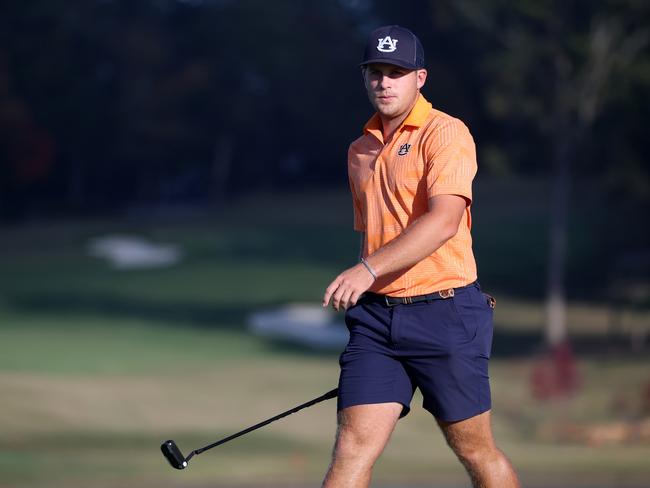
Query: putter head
161 440 188 469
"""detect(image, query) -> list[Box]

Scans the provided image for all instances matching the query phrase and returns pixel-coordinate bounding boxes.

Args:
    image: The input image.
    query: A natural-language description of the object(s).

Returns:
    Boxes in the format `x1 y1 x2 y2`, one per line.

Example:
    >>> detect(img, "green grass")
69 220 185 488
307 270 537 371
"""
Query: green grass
0 316 269 375
0 186 649 487
2 352 649 487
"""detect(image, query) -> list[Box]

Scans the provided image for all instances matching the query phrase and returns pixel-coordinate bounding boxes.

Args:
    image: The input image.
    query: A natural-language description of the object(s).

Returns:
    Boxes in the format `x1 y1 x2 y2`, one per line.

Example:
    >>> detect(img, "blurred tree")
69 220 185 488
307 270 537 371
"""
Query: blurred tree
1 0 648 311
435 0 650 346
0 0 363 214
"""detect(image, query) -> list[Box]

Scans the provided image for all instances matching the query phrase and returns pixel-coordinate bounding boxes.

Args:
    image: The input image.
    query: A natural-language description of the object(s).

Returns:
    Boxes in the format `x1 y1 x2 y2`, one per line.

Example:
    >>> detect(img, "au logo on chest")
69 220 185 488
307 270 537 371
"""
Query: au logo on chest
397 143 411 156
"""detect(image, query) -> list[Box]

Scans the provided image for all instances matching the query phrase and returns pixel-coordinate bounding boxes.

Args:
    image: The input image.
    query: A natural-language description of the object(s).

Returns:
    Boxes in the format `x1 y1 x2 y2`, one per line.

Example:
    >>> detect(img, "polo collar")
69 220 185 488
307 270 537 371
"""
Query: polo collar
363 94 432 143
402 94 431 128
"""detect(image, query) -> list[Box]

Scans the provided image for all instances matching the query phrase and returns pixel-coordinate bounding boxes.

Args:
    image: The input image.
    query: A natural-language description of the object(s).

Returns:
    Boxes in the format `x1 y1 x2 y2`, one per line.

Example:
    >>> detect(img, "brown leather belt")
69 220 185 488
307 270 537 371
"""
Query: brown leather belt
363 282 477 307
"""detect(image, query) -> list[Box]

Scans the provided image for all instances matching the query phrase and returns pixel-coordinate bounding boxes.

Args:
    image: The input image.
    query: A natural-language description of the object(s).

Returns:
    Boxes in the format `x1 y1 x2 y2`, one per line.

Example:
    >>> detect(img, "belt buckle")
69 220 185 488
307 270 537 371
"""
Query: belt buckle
384 295 393 307
438 288 455 299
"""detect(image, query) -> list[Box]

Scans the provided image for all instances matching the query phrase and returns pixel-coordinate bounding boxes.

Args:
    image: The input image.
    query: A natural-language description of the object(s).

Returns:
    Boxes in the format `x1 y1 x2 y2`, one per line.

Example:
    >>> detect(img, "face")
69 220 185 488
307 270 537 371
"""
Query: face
363 63 427 119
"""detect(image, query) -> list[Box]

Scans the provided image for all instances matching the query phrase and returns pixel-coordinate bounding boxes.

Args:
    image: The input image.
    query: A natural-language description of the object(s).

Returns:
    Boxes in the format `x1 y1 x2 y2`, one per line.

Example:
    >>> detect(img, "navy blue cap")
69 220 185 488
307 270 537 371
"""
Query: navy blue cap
360 25 425 70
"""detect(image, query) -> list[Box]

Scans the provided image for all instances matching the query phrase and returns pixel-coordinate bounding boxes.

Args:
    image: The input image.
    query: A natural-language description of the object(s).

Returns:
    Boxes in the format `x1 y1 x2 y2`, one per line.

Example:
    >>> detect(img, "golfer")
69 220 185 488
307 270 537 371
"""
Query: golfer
322 25 520 488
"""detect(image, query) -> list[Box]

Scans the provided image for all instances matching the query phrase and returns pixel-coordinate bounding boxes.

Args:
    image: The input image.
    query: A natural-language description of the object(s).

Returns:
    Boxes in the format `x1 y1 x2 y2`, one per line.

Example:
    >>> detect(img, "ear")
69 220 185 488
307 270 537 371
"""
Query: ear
361 66 371 88
416 69 427 89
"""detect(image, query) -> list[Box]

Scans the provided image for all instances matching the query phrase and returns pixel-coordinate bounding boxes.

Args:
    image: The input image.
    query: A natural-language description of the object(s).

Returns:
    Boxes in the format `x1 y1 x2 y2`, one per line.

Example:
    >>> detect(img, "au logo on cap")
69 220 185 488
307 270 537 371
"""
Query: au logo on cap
377 36 398 53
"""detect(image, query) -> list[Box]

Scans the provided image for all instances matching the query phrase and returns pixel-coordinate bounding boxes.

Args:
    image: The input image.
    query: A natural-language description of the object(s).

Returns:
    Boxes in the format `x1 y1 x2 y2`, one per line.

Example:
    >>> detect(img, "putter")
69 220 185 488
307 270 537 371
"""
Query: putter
161 387 338 469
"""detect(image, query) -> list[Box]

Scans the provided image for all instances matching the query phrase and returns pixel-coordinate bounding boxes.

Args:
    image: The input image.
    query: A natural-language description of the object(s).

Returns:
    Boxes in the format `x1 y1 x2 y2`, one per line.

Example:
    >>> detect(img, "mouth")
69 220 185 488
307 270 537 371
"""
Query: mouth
376 94 396 103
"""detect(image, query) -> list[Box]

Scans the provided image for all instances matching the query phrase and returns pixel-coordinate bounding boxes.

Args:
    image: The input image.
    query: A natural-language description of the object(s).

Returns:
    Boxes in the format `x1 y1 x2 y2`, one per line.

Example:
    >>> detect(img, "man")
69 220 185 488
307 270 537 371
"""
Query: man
321 26 520 488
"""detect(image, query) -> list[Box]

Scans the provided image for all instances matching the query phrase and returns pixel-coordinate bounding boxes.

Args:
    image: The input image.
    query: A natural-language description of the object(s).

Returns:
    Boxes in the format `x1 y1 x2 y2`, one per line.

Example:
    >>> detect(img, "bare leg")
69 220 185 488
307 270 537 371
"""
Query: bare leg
437 410 520 488
322 402 402 488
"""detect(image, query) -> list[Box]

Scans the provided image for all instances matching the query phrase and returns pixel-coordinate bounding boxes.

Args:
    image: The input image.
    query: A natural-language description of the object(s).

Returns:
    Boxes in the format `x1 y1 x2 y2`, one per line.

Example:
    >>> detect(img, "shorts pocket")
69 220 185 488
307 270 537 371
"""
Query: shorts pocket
344 305 360 330
449 293 480 343
470 290 495 358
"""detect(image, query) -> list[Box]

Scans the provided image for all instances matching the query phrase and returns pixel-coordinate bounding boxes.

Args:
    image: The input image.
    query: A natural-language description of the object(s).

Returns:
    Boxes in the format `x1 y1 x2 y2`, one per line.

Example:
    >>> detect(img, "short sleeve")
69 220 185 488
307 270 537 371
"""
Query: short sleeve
349 176 365 232
425 119 477 204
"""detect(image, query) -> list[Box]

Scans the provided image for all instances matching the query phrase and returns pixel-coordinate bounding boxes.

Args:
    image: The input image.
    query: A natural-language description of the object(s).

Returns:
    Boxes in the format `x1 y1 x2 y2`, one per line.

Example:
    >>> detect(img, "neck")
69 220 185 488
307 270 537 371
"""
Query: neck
379 93 419 141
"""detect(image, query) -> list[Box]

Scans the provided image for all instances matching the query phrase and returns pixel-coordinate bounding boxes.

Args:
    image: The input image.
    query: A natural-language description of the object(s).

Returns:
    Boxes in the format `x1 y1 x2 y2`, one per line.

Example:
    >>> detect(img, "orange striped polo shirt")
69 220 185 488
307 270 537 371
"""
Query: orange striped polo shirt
348 94 478 296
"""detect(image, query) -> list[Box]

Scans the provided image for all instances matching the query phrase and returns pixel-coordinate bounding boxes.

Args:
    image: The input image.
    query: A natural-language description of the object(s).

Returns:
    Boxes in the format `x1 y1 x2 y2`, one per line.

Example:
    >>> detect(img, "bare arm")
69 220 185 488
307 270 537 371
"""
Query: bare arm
363 194 466 276
323 194 467 310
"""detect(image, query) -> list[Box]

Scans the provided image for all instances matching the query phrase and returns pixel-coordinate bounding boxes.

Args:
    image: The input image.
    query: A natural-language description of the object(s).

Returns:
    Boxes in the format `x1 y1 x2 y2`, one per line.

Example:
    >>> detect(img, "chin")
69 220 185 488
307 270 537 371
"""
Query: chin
377 105 401 117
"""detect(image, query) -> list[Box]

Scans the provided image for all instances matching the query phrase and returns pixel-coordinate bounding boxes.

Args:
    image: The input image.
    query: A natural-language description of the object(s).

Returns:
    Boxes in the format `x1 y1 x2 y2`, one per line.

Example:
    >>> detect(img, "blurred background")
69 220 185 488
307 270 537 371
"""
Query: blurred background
1 0 649 487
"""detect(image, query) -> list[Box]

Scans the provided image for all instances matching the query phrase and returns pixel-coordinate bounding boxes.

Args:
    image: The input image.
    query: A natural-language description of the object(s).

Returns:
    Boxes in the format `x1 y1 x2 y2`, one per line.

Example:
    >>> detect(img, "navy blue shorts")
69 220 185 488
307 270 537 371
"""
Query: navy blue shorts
337 282 494 422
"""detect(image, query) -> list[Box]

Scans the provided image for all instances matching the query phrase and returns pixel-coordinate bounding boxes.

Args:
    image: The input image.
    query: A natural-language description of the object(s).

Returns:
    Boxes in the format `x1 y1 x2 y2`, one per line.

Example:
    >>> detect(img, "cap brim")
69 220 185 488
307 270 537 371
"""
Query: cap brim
359 58 422 70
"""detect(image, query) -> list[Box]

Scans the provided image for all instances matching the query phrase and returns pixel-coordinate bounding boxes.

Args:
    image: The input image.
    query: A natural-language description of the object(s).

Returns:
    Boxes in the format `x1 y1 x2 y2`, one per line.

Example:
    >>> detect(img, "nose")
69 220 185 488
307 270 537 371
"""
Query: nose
376 73 391 89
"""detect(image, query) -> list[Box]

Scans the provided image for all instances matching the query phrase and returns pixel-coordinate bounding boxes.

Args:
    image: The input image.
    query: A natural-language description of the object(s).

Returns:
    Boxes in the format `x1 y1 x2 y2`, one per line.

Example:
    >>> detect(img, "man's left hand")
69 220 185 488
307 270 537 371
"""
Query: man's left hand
323 263 376 311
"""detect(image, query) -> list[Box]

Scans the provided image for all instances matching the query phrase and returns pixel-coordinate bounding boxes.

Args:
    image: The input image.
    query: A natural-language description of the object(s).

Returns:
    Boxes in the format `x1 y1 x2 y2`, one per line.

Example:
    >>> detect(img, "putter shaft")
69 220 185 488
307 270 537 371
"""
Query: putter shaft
195 387 338 455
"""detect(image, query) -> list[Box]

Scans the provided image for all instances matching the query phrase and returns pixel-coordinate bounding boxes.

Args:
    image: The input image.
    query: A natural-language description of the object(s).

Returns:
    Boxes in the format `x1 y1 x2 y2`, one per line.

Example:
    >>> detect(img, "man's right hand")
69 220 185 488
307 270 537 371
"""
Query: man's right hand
322 263 376 311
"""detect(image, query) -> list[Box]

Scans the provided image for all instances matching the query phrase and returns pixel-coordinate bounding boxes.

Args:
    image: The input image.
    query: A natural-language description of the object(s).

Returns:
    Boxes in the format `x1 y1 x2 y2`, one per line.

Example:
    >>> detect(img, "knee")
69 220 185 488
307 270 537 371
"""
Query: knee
336 425 372 456
453 443 489 466
330 403 401 466
334 424 376 460
452 442 505 470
